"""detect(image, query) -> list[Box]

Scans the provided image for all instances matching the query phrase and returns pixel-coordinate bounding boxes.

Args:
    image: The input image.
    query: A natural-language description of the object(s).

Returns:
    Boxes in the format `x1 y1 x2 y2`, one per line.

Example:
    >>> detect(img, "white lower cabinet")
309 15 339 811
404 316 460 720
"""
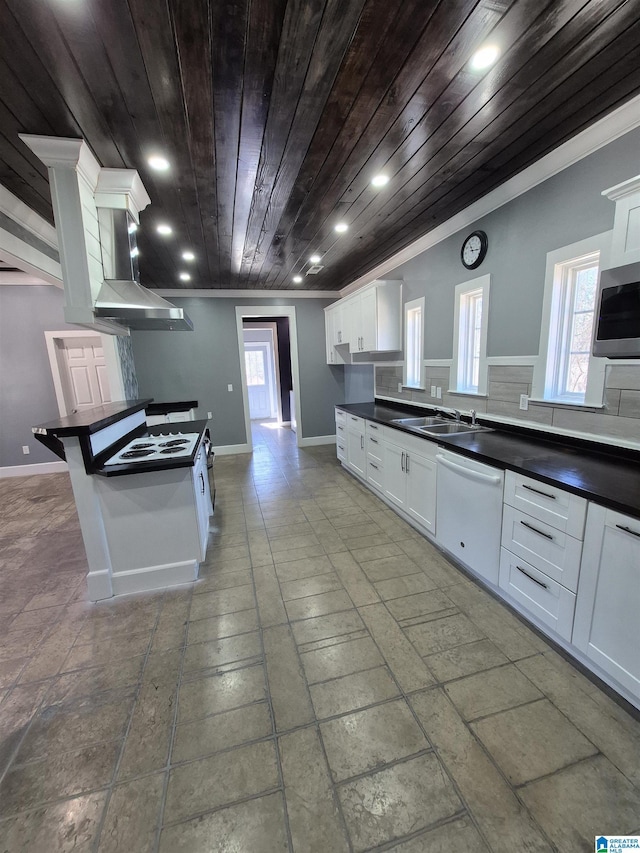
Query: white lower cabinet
572 504 640 702
345 414 366 478
383 430 437 535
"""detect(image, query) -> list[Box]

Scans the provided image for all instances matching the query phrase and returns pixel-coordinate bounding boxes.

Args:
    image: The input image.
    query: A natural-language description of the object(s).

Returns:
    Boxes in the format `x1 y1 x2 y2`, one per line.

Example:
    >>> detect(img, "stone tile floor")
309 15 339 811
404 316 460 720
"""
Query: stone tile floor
0 422 639 851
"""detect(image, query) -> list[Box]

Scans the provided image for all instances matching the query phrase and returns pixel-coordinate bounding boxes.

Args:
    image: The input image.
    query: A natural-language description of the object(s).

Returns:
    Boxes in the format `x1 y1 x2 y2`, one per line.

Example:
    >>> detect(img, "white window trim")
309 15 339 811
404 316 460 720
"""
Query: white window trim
450 274 490 396
403 296 425 388
532 231 612 408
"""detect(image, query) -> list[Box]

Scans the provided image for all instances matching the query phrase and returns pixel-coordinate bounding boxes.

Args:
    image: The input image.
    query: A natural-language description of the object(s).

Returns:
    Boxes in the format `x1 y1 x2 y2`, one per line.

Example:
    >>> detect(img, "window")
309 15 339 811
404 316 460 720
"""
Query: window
244 349 265 386
404 298 424 388
533 232 610 407
452 275 490 395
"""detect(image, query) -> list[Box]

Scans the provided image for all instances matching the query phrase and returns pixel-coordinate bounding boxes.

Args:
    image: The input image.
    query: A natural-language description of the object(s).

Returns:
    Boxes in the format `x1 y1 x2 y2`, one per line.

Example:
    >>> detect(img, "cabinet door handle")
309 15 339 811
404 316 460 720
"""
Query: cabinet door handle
361 435 364 450
406 453 410 473
520 520 553 540
522 483 556 500
616 524 640 539
199 471 205 494
370 437 378 444
516 565 548 590
401 452 405 472
370 463 378 470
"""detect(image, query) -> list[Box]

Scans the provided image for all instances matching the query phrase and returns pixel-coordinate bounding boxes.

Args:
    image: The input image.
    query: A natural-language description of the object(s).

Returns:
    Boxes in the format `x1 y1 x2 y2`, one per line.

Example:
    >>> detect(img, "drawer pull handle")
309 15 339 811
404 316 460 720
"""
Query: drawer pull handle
401 451 405 472
370 463 378 470
406 453 410 473
516 565 548 590
522 483 556 500
616 524 640 539
351 416 359 421
369 424 378 430
520 520 553 541
370 437 379 444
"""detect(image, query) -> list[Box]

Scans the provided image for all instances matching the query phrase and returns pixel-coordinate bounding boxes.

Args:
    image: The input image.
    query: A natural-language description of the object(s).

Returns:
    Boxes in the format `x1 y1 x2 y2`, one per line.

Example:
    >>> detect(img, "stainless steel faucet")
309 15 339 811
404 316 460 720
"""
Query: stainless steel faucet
436 407 461 422
470 409 477 426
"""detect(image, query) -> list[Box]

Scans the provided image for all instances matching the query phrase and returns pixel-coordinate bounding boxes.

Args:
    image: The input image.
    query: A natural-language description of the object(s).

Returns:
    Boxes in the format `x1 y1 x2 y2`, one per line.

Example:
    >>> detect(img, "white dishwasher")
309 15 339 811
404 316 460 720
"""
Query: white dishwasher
436 449 504 584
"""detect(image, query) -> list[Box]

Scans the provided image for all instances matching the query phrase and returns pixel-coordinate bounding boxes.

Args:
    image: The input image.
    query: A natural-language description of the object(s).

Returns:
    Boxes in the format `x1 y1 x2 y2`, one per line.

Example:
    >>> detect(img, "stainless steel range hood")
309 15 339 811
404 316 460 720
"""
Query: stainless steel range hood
96 206 193 331
94 279 194 330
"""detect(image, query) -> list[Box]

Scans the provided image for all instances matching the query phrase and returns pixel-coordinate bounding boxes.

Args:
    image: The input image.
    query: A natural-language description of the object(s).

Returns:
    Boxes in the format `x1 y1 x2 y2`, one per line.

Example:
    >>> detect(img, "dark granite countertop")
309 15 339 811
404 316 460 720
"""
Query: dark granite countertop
94 420 209 477
337 401 640 520
32 399 153 436
146 400 198 415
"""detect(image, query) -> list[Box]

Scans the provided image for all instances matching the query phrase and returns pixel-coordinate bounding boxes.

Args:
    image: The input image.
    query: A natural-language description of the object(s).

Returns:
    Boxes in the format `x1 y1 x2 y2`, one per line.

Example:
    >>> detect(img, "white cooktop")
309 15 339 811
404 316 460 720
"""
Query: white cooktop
103 431 201 466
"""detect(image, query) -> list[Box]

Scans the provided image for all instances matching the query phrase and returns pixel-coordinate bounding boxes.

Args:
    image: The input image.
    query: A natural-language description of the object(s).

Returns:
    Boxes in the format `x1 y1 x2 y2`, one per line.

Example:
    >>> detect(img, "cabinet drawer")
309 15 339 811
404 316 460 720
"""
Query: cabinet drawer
367 459 384 492
337 439 346 461
335 421 347 443
501 505 582 592
367 433 384 464
504 471 586 538
346 413 365 430
335 408 346 426
499 549 576 641
366 420 382 437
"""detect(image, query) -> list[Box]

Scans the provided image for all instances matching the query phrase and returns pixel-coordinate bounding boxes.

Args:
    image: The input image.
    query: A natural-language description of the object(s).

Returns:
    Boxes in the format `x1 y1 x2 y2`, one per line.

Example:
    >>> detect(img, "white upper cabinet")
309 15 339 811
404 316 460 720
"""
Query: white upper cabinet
324 281 402 362
602 174 640 266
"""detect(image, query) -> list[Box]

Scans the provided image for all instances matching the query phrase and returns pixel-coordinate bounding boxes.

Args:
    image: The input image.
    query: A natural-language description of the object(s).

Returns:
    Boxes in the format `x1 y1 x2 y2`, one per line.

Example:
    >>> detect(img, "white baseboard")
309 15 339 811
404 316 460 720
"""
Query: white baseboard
213 443 252 456
87 570 113 602
298 434 337 447
110 560 198 598
0 460 68 478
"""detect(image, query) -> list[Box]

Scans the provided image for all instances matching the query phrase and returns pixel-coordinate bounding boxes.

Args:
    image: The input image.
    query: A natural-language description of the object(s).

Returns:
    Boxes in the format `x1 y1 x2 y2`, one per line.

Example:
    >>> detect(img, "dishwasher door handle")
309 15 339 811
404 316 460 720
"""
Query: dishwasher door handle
436 453 502 485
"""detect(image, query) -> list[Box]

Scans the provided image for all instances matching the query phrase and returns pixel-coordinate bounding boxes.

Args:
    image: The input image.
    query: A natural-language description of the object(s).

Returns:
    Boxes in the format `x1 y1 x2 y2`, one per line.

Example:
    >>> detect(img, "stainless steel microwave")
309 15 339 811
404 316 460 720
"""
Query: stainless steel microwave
592 261 640 358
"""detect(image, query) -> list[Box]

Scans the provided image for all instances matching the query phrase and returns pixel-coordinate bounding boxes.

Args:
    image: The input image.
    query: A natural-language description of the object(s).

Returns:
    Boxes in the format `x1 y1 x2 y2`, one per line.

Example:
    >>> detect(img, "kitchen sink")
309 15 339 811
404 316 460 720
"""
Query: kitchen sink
418 422 492 435
390 416 448 427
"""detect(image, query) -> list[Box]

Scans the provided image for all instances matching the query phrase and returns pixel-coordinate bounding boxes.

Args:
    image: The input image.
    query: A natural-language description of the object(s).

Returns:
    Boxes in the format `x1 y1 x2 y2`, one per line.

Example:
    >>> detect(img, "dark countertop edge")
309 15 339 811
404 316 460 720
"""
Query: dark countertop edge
337 400 640 520
146 401 198 415
93 420 208 477
33 399 154 437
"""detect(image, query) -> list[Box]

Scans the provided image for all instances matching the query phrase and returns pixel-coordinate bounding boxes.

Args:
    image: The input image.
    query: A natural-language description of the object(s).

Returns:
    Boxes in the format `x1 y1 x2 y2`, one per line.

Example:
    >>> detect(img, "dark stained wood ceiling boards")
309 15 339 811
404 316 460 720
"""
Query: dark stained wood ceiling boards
1 0 639 291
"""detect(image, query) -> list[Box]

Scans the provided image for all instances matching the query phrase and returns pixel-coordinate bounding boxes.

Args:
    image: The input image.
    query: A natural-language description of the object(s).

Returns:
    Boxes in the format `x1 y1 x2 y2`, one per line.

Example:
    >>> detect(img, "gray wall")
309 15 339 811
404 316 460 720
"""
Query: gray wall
392 126 640 359
0 285 77 466
344 365 375 404
131 297 345 445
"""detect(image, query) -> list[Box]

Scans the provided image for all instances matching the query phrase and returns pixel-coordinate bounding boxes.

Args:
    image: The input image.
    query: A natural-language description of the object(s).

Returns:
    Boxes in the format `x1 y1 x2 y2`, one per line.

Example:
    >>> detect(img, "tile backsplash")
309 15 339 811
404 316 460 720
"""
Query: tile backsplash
375 363 640 445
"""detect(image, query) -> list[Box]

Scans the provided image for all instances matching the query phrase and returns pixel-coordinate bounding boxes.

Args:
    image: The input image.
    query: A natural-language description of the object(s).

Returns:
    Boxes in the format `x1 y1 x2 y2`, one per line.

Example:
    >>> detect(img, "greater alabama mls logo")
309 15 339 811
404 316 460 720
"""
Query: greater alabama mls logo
597 840 608 852
596 837 640 851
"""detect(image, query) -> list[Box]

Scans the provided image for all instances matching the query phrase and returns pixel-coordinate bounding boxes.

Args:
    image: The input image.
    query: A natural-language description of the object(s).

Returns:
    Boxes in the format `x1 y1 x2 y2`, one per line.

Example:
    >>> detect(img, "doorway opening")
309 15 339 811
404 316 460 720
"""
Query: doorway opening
236 307 301 452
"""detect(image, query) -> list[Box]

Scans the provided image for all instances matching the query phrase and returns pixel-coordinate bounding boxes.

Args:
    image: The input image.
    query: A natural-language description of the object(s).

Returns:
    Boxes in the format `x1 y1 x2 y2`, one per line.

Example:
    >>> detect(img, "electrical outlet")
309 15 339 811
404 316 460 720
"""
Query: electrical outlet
207 411 213 419
430 385 437 397
397 382 403 392
22 445 30 455
436 387 442 399
519 394 529 411
227 384 233 392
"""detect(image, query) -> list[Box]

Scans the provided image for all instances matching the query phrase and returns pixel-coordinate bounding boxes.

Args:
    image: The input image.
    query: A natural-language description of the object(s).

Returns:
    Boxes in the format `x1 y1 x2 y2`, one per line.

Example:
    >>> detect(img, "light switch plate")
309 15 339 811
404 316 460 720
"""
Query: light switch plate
430 385 437 397
436 387 442 399
519 394 529 410
397 382 403 392
227 384 233 392
207 411 213 419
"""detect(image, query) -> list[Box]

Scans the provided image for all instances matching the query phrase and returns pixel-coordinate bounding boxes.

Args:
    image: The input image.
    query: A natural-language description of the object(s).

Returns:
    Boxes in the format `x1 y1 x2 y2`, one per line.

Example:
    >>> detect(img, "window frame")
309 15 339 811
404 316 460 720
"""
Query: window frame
532 232 611 408
451 274 490 396
403 297 425 389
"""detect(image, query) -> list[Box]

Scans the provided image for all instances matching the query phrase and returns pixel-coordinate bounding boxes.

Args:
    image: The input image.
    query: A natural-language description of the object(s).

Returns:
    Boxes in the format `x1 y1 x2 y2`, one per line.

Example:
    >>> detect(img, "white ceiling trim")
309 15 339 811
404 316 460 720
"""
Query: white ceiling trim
0 183 58 249
151 288 338 299
0 271 51 285
340 93 640 298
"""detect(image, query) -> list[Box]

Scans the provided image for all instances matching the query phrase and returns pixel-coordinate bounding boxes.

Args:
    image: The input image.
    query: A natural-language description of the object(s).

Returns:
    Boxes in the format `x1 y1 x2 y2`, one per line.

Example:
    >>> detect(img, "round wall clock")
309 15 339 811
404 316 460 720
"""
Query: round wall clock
461 230 488 269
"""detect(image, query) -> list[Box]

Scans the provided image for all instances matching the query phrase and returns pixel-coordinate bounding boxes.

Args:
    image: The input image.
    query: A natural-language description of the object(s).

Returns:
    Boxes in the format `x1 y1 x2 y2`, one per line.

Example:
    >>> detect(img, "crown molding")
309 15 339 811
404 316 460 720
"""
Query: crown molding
151 288 338 299
602 173 640 201
95 168 151 220
340 93 640 298
0 183 58 249
19 135 101 188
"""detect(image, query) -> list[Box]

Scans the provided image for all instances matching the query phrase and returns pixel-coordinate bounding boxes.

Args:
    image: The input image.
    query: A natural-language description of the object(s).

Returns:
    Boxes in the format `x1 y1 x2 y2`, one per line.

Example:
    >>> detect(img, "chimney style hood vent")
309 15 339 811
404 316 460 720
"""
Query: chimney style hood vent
94 279 194 331
96 206 193 331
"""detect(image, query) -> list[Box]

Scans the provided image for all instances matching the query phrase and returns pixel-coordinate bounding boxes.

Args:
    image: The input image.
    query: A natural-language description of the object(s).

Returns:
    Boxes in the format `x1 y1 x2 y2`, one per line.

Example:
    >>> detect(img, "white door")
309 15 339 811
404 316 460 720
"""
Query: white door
245 342 276 420
57 336 111 414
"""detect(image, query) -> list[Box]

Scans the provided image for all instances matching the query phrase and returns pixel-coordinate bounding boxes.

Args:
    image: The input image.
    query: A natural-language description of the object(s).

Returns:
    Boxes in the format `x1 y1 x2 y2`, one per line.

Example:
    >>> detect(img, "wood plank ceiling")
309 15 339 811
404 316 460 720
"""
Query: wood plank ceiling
1 0 639 291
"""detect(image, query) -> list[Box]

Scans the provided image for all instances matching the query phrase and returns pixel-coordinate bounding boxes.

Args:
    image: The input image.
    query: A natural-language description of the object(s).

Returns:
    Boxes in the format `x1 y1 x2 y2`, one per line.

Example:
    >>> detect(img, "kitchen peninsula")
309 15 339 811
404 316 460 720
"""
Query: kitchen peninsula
32 399 212 601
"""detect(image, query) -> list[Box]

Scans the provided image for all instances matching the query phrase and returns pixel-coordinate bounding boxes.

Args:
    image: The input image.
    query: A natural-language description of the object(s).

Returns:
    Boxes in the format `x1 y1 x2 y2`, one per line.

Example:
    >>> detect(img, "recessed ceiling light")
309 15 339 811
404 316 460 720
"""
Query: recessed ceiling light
157 224 172 236
179 272 191 281
334 222 348 233
309 254 322 264
470 45 500 71
148 155 170 171
182 251 195 261
293 275 303 283
371 174 390 187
